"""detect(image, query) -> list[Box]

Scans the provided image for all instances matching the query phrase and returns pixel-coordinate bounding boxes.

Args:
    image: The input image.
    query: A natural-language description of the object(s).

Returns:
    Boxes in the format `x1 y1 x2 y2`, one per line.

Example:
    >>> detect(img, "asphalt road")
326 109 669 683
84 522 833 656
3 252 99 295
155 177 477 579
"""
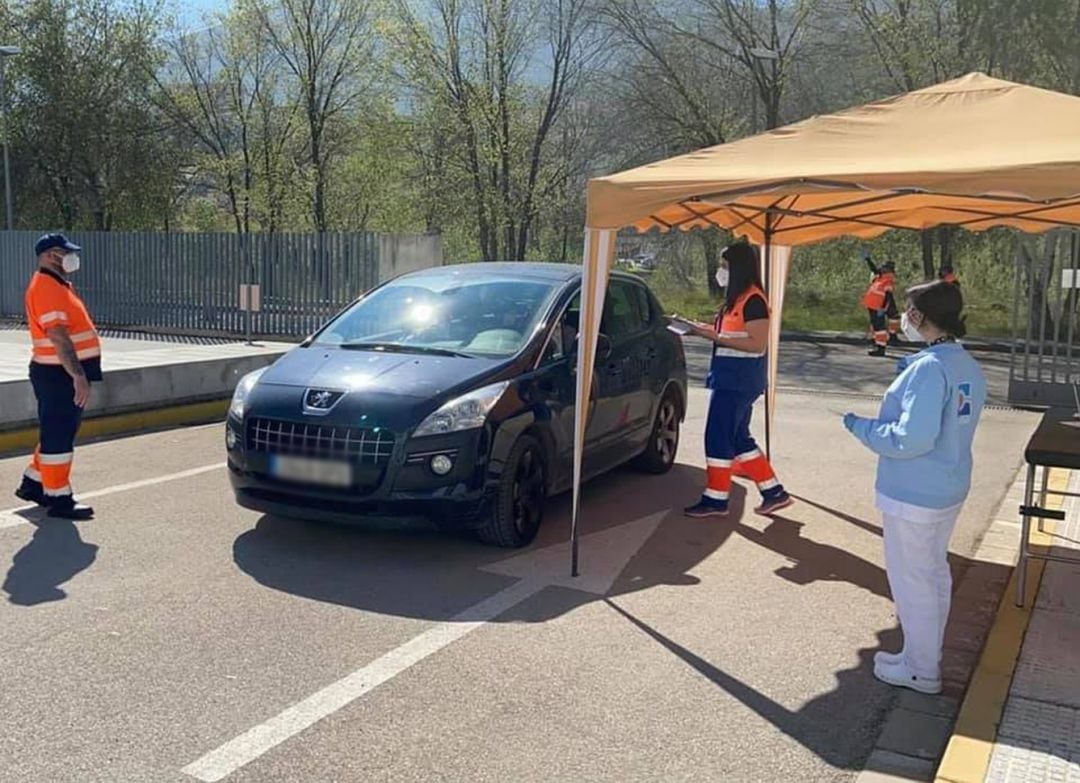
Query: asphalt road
0 365 1036 782
684 338 1014 405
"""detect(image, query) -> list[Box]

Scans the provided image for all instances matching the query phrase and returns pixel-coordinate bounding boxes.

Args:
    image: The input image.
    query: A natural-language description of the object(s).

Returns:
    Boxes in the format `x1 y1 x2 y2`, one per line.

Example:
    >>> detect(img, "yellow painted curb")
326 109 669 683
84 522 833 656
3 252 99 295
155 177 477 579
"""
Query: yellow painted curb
934 467 1070 783
0 399 229 455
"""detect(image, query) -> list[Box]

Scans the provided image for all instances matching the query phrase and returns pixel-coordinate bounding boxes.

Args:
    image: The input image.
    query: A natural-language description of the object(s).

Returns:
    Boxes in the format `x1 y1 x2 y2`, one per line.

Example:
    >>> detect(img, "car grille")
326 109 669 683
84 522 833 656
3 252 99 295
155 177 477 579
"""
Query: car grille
247 418 395 465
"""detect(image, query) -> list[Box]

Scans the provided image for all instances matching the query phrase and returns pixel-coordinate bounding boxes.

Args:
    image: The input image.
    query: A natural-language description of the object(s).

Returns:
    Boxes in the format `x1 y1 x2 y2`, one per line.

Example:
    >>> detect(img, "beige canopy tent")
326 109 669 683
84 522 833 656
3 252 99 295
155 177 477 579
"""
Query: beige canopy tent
571 72 1080 574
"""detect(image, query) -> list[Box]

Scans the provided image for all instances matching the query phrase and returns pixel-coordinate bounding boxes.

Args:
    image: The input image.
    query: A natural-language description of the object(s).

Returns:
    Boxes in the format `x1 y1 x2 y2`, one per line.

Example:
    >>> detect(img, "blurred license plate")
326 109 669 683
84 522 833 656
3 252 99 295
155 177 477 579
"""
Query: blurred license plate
271 456 351 487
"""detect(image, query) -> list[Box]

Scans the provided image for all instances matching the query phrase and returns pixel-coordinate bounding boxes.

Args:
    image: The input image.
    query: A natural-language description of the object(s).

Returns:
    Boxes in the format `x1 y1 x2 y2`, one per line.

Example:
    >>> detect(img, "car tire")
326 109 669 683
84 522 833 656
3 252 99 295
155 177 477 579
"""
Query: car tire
476 434 546 548
634 391 681 475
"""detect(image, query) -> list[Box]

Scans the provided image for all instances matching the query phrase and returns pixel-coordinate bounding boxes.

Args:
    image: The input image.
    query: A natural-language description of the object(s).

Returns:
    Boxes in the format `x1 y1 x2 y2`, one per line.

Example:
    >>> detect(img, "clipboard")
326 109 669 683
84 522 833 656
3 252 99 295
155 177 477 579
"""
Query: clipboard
666 317 698 336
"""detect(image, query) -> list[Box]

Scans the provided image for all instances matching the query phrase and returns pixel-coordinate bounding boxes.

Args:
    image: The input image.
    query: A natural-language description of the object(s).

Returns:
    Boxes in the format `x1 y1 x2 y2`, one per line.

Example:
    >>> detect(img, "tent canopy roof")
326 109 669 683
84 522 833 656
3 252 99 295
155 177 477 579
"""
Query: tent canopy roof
586 73 1080 245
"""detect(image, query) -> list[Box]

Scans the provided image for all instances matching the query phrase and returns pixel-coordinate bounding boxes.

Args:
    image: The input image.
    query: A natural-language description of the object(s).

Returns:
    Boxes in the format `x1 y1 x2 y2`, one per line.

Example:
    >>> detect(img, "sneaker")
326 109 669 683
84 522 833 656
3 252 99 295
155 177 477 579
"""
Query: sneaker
684 500 729 519
887 334 901 347
873 659 942 695
868 346 887 357
14 480 47 507
44 497 95 521
754 492 794 517
873 650 904 667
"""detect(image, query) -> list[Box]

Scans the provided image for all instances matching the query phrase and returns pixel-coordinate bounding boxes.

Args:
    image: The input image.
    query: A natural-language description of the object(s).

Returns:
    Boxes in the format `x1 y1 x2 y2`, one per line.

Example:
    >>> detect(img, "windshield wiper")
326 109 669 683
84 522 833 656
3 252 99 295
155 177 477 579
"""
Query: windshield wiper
338 341 475 359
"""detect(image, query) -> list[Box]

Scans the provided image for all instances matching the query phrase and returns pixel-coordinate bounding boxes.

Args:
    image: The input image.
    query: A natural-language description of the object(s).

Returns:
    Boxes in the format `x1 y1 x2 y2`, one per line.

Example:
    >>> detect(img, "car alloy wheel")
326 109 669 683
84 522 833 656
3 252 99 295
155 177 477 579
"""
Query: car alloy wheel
656 398 679 466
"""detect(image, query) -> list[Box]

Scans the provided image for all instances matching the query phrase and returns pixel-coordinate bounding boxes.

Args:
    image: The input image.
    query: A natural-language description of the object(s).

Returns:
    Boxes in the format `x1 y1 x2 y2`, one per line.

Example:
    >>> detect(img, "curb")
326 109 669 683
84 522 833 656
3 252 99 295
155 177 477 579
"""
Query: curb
932 467 1070 783
780 331 1014 354
0 398 229 456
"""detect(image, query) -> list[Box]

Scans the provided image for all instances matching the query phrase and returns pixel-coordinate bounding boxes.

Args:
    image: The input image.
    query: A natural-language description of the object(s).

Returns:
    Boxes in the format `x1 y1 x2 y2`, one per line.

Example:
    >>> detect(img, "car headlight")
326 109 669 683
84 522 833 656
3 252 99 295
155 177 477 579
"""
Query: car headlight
229 368 268 420
412 381 509 437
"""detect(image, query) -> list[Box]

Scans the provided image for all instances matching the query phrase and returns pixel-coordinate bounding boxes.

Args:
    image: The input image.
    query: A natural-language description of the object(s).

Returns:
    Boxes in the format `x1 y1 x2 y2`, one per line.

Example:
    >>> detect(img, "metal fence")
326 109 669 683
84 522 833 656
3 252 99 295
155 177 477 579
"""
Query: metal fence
0 231 384 338
1009 230 1080 407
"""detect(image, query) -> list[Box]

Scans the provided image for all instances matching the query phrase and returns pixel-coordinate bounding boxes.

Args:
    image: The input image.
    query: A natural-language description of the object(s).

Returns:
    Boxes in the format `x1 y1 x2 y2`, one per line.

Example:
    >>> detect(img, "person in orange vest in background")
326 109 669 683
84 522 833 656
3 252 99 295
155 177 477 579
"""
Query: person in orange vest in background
862 251 900 357
14 233 102 520
682 243 793 519
939 265 959 286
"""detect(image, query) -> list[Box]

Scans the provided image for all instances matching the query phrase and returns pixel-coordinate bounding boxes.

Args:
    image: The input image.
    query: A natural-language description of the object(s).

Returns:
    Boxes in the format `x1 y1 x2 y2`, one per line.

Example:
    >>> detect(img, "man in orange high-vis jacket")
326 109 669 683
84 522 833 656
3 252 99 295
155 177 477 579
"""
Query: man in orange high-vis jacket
862 253 899 357
14 233 102 520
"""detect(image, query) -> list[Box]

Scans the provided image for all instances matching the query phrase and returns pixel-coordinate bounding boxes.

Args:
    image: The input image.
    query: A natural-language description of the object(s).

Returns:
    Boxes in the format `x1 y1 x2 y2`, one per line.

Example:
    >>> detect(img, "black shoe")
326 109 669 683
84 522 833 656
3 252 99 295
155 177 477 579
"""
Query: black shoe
868 346 886 357
888 334 901 347
14 481 47 507
44 498 95 520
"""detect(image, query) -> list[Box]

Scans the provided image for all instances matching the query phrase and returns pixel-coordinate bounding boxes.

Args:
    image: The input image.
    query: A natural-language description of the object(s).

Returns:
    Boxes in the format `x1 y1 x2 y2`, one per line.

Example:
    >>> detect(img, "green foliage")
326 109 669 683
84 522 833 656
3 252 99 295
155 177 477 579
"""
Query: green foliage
0 0 1077 345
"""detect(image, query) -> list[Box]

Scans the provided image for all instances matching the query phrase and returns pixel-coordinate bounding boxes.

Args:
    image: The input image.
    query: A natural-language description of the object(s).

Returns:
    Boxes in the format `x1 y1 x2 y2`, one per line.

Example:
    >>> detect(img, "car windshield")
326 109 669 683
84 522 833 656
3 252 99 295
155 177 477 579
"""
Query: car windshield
313 271 559 358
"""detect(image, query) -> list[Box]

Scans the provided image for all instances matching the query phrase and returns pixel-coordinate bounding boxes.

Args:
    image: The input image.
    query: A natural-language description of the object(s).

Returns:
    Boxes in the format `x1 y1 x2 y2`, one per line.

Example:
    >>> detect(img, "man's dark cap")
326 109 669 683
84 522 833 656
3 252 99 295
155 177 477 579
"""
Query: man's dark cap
34 233 81 256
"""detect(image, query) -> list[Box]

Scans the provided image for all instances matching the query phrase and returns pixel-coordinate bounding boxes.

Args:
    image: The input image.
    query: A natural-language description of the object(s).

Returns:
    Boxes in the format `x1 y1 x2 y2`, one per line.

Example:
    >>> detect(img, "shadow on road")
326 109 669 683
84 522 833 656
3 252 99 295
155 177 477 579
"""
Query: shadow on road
606 597 900 770
734 515 892 599
3 514 98 606
231 470 1002 772
232 463 734 623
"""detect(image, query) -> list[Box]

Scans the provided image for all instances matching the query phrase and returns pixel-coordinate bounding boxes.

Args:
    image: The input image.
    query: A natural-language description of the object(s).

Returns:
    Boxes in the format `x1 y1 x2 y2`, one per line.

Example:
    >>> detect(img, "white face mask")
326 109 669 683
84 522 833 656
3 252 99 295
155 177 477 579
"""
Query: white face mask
715 266 729 288
61 253 80 274
900 312 923 343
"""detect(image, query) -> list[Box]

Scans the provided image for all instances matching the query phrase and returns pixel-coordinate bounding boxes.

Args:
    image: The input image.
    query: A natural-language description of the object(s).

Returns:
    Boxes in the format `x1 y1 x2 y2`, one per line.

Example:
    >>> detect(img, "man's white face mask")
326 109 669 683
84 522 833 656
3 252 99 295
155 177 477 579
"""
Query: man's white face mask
715 265 729 288
61 253 81 274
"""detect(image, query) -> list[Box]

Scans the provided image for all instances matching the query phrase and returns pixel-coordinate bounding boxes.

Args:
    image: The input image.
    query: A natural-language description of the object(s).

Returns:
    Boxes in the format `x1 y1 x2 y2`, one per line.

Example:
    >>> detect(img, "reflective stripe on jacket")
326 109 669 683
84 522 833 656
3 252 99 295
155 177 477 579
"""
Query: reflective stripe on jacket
25 269 101 367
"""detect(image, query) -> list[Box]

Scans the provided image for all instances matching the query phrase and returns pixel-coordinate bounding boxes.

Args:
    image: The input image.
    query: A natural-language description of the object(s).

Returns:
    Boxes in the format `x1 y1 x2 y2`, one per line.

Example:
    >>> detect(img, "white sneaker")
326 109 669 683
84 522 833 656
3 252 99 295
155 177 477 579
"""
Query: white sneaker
874 650 904 667
873 659 942 695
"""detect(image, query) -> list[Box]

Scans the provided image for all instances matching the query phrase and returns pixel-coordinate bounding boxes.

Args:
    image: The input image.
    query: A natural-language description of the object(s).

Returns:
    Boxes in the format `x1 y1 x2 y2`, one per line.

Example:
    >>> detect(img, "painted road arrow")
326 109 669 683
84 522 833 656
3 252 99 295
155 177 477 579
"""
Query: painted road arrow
183 513 665 782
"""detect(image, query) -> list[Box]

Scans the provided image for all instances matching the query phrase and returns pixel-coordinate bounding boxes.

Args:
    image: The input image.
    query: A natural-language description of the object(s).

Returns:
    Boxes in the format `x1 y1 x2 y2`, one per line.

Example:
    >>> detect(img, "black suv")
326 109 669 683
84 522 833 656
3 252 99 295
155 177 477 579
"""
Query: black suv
226 263 688 547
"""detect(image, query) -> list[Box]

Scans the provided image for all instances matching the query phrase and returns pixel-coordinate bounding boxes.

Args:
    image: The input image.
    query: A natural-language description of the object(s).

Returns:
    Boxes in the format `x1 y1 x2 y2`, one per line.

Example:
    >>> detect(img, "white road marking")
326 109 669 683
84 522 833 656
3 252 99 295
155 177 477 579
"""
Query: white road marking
0 463 225 530
182 513 665 782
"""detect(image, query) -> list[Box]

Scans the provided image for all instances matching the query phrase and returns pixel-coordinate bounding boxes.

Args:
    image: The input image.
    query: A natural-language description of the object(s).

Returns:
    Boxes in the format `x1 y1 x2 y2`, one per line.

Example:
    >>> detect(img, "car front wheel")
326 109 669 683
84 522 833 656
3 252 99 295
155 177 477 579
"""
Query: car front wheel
477 434 546 548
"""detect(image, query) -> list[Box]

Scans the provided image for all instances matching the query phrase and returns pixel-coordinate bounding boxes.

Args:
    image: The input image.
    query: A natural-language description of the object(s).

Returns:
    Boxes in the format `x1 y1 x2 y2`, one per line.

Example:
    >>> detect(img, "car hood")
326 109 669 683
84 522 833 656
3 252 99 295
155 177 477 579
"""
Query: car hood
260 345 504 399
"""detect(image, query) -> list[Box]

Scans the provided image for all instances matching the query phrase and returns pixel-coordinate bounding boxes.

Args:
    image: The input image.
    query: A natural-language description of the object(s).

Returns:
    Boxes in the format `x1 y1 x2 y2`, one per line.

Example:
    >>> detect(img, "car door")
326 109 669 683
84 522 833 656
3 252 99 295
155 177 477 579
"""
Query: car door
581 279 652 471
526 292 605 489
602 279 656 451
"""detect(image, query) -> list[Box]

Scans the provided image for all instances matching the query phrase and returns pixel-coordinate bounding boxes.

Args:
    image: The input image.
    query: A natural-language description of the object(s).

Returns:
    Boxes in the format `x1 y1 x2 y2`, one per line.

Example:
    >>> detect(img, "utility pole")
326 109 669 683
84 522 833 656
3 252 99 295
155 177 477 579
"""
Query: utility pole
0 46 21 230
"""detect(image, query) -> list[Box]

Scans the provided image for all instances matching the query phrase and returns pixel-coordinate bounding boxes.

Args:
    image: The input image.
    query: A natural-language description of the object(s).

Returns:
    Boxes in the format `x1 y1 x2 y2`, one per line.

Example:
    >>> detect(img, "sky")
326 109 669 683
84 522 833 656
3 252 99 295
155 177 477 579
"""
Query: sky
172 0 228 31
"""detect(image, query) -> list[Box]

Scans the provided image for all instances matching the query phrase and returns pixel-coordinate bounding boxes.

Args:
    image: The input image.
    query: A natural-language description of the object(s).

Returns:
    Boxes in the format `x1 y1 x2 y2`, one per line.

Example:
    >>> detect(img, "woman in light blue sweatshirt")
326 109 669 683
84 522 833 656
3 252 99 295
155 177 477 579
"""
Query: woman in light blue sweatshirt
843 280 986 695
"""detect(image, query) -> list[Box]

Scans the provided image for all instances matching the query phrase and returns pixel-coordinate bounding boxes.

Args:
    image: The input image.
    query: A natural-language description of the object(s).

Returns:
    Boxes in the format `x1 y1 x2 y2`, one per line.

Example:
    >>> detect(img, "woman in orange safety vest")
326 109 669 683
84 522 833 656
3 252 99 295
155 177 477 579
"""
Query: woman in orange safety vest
682 243 793 519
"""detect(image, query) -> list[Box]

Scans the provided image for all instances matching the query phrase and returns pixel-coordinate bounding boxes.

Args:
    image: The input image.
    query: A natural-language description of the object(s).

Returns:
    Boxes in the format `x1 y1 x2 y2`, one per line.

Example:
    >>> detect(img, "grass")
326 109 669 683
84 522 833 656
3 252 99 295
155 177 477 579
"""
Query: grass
650 285 1013 337
621 229 1020 339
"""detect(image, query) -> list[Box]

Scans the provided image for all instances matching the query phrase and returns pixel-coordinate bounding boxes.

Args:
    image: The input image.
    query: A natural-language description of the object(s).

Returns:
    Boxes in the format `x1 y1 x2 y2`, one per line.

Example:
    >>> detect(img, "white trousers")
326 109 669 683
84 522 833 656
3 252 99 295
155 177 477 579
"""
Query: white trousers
882 507 962 680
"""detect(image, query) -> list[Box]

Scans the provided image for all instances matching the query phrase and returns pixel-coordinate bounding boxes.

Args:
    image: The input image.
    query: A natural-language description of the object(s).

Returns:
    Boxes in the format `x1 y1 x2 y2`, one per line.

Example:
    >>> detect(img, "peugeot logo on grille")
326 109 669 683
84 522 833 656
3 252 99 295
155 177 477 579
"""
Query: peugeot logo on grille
303 388 344 415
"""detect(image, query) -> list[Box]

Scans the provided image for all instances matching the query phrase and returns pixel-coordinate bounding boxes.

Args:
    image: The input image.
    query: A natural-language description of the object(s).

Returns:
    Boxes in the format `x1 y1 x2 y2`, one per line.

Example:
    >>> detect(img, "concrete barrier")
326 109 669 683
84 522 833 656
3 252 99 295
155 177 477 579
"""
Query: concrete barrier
0 351 287 434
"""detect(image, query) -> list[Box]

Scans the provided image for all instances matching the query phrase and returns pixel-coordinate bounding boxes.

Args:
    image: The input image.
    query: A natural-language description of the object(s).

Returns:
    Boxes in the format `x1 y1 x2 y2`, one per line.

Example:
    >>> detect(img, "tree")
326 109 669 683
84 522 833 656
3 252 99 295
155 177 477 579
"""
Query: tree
395 0 606 261
153 5 301 234
5 0 167 229
253 0 381 232
603 0 755 293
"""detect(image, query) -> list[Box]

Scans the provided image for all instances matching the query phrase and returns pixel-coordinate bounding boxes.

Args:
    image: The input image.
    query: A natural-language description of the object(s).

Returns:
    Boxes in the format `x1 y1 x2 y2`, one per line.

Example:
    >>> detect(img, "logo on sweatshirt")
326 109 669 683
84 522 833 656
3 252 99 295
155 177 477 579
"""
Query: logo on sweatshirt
958 382 973 421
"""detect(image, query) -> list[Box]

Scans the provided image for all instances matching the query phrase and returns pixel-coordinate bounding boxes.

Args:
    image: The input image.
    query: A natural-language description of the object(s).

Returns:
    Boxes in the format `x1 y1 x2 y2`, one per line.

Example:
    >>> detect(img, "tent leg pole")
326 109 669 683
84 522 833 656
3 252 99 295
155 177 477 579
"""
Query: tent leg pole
571 503 580 577
764 220 773 461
